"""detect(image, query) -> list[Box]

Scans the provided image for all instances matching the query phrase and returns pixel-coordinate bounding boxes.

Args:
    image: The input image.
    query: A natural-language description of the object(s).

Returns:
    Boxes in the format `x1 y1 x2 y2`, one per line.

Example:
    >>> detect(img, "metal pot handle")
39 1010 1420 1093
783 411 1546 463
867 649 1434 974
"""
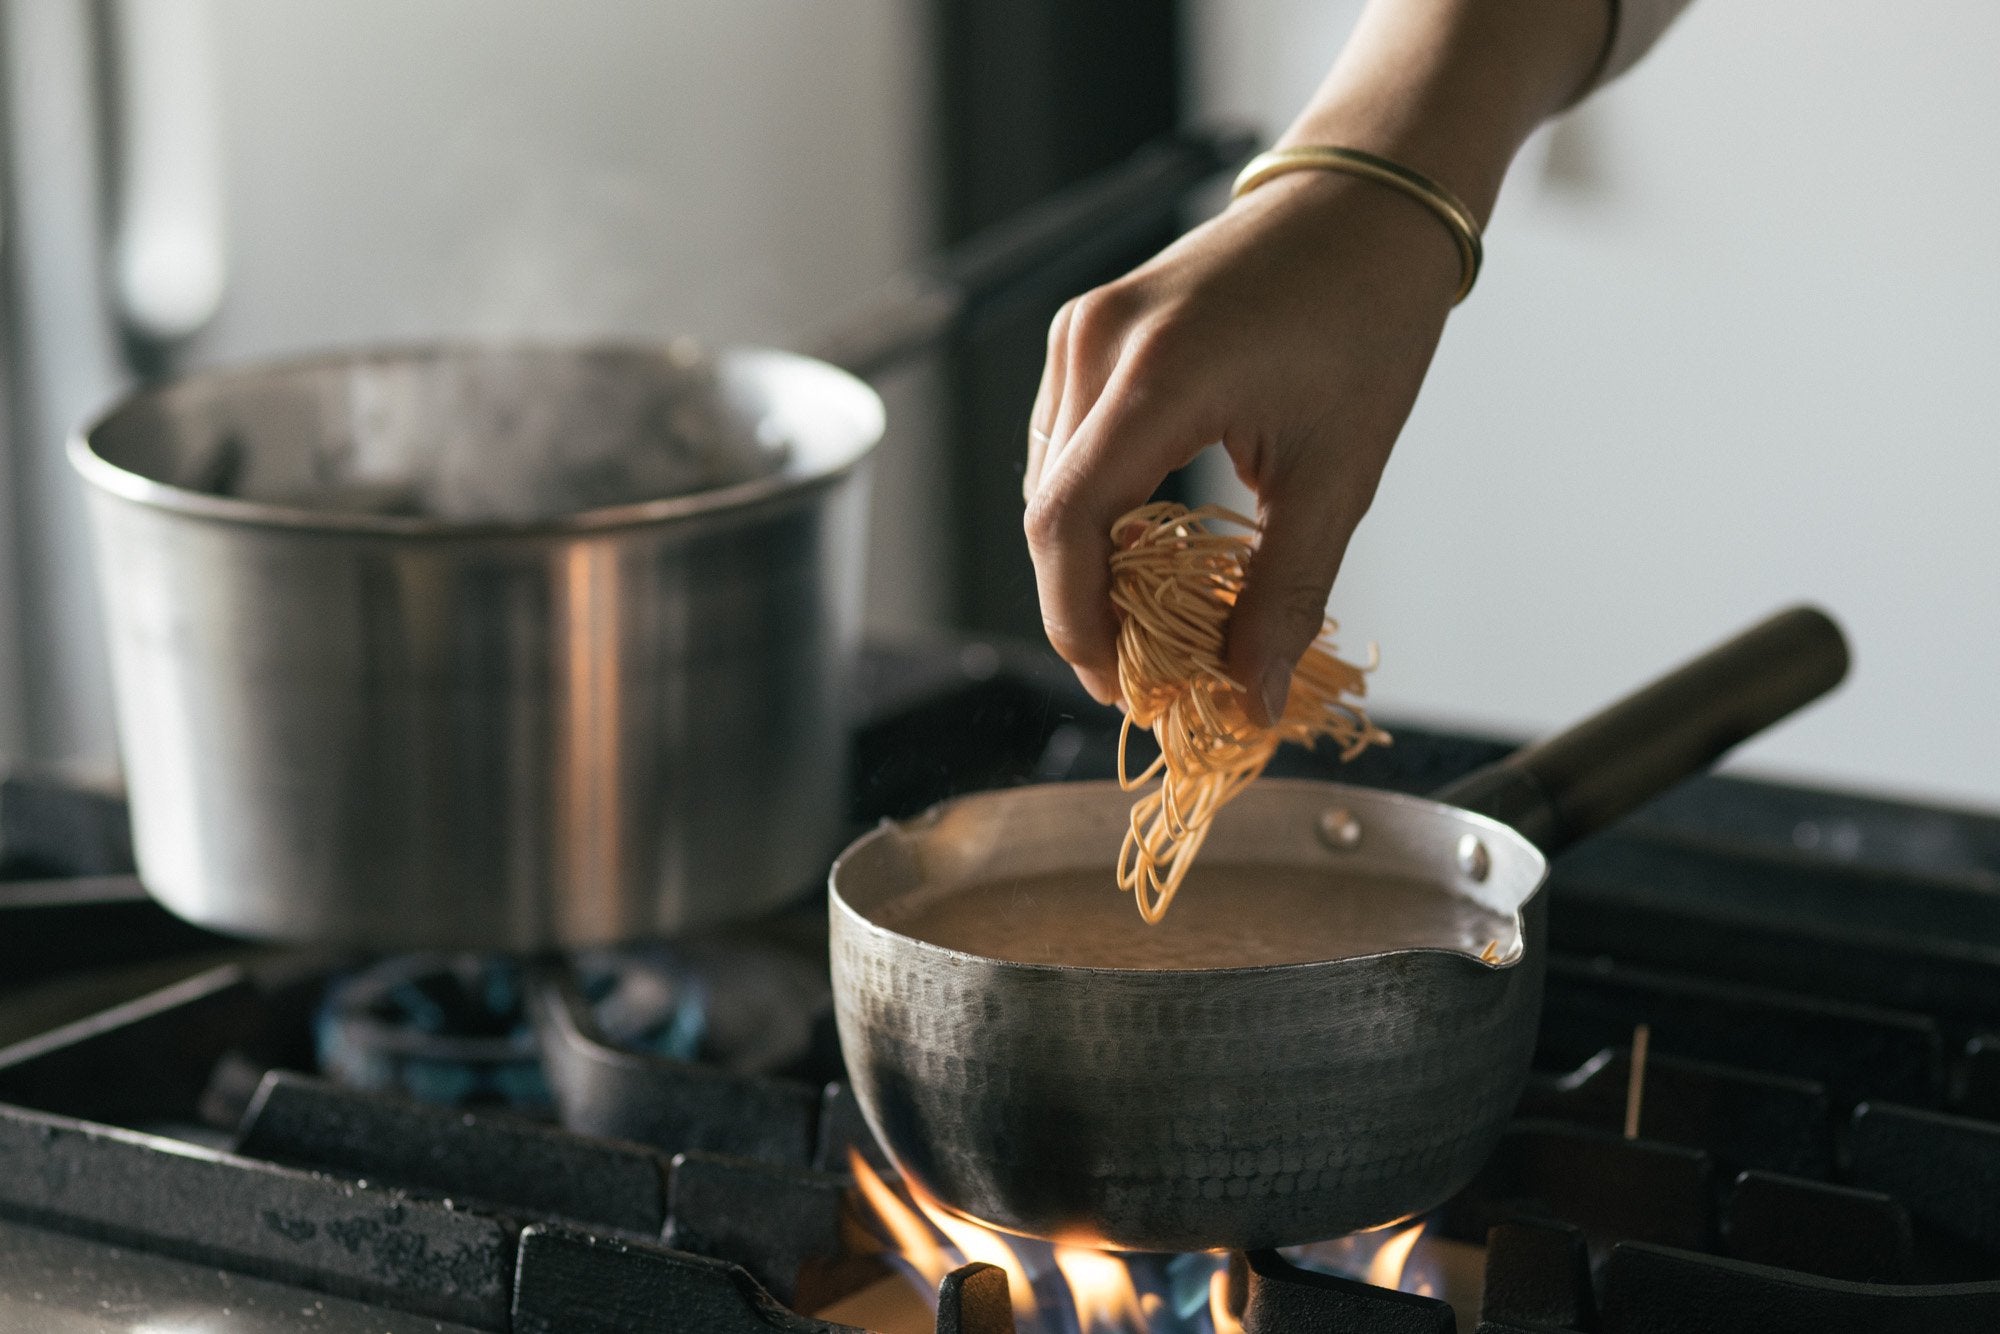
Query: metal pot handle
1432 605 1850 853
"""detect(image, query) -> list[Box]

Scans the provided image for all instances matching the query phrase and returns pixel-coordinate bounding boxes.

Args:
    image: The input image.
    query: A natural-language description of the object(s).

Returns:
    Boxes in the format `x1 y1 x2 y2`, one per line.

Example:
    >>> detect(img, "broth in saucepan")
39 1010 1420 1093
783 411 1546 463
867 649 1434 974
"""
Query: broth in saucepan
878 863 1514 970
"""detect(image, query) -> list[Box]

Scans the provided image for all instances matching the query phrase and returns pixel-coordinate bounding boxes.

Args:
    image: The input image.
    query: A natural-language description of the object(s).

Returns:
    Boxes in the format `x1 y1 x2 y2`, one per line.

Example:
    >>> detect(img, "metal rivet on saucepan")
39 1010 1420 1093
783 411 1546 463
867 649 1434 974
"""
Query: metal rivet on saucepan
1456 833 1492 882
1317 808 1362 850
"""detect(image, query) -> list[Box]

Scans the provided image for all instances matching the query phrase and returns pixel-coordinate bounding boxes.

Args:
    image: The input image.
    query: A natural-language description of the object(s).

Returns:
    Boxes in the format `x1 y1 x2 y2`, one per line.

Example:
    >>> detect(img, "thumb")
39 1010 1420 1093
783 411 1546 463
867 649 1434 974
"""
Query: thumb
1223 480 1360 727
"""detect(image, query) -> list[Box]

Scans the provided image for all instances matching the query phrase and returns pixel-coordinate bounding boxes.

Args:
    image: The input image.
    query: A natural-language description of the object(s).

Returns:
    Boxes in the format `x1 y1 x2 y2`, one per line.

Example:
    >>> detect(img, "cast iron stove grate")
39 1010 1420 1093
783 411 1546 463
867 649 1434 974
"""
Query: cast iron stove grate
2 646 2000 1332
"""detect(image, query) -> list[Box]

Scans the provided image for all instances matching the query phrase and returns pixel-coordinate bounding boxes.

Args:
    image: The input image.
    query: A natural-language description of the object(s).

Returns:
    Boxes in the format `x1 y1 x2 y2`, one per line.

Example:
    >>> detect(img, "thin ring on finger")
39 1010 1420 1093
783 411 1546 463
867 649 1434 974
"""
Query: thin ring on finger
1025 301 1077 500
1025 424 1058 499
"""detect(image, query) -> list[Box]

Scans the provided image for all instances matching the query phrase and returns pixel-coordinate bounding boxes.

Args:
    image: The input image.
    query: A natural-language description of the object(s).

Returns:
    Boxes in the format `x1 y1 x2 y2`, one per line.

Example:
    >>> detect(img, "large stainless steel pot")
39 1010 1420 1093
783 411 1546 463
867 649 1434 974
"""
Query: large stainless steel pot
831 607 1850 1251
65 133 1253 952
72 343 880 950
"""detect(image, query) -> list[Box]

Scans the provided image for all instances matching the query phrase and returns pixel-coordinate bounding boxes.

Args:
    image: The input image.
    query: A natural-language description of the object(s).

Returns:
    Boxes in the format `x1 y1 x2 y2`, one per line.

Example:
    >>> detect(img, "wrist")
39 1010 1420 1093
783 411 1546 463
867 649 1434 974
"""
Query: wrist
1224 167 1466 316
1275 0 1611 224
1233 146 1483 302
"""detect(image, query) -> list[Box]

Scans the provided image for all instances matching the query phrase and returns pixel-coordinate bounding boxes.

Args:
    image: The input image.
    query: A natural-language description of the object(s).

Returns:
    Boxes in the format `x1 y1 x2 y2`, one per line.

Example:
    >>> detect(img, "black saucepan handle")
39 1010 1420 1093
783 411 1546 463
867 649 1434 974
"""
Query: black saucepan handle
1432 605 1850 854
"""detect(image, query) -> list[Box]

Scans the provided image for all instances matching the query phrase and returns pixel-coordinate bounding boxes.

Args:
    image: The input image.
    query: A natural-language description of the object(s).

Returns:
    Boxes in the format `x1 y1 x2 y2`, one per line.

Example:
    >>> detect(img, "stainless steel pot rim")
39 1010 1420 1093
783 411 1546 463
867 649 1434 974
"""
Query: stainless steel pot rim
828 777 1541 978
68 338 886 539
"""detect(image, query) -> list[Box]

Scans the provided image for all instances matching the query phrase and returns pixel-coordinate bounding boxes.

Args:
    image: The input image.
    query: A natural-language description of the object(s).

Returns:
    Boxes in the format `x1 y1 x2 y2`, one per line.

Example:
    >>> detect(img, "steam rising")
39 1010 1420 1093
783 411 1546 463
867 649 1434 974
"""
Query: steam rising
169 342 789 521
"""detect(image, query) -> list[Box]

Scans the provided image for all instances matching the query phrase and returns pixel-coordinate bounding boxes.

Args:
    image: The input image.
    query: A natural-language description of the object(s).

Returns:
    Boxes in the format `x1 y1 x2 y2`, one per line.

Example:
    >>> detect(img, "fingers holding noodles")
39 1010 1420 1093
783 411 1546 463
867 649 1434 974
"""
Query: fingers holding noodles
1110 503 1388 923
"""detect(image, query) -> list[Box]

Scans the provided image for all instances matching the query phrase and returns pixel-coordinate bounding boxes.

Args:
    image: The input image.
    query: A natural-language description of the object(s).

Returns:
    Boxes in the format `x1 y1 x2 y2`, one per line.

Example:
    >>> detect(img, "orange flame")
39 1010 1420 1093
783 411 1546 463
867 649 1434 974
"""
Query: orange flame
913 1194 1037 1316
848 1148 952 1289
1207 1266 1244 1334
852 1147 1369 1333
1052 1245 1143 1329
1364 1222 1426 1289
1285 1217 1440 1299
848 1150 1036 1317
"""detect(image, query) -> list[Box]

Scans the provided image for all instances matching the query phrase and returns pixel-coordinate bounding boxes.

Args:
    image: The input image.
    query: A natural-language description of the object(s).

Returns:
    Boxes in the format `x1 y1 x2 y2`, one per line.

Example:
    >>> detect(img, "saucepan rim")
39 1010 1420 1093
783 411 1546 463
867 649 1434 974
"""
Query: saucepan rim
829 777 1546 978
68 338 885 540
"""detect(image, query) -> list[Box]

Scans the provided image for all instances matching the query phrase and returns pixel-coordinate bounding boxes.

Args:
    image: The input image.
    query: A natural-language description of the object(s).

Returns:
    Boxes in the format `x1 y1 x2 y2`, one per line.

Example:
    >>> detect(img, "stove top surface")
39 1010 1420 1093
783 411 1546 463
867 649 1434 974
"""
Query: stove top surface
2 642 1997 1333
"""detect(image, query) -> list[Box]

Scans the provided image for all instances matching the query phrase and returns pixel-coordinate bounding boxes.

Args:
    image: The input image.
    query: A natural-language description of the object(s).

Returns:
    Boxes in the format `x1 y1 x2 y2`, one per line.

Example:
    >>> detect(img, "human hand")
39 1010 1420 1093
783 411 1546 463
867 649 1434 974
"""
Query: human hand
1022 169 1462 724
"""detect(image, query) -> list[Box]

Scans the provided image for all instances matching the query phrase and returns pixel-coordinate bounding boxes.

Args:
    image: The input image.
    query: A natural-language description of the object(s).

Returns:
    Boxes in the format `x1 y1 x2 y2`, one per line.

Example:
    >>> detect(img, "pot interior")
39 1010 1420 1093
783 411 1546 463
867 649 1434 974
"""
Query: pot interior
83 341 883 526
833 779 1545 972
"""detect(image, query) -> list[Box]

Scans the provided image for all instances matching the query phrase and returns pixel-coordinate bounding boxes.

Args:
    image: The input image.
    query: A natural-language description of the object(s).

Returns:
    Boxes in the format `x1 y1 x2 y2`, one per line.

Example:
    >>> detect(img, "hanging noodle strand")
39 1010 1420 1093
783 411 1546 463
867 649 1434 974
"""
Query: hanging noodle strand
1110 502 1389 923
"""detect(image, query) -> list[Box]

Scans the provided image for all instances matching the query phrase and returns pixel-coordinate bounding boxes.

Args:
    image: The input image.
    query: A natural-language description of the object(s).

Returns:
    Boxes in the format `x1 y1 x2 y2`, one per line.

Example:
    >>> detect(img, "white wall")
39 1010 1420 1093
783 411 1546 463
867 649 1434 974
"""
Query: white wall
195 1 929 357
190 0 947 644
1191 0 2000 808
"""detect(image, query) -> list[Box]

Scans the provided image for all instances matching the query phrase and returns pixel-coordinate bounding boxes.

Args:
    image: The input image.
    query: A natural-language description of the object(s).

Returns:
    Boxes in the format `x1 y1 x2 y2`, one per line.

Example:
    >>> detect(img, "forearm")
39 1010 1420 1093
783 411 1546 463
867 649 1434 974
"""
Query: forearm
1276 0 1613 224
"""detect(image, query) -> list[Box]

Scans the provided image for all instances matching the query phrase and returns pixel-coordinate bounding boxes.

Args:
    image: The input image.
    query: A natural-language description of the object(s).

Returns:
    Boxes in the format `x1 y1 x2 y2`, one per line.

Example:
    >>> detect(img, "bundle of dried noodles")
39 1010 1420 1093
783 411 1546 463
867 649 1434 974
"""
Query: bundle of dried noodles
1110 502 1388 923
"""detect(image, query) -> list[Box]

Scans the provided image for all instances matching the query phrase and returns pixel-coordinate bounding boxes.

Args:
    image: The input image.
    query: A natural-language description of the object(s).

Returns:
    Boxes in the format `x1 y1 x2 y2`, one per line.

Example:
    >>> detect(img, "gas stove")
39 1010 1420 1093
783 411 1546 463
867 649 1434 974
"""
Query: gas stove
2 643 1998 1333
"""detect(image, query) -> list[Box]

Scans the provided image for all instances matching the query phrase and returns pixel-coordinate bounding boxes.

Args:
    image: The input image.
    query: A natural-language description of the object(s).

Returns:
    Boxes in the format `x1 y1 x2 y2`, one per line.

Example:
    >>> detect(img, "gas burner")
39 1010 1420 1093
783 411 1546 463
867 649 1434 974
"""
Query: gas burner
313 923 835 1125
574 926 834 1081
839 1153 1482 1333
316 953 547 1110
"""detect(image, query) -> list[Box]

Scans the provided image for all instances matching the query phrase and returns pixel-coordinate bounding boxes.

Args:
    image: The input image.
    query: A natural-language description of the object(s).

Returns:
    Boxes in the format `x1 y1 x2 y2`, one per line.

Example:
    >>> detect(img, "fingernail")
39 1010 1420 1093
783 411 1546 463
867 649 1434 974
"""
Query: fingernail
1258 662 1292 727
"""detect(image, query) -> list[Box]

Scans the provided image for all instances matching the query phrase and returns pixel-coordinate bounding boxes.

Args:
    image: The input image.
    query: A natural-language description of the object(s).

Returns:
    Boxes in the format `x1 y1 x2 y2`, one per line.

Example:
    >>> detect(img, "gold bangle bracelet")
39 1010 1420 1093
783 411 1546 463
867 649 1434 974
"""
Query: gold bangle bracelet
1231 146 1484 304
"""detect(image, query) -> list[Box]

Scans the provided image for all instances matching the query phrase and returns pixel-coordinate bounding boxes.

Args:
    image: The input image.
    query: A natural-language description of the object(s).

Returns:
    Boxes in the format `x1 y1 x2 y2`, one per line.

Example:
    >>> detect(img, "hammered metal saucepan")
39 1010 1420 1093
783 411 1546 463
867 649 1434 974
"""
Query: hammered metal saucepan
830 606 1849 1252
